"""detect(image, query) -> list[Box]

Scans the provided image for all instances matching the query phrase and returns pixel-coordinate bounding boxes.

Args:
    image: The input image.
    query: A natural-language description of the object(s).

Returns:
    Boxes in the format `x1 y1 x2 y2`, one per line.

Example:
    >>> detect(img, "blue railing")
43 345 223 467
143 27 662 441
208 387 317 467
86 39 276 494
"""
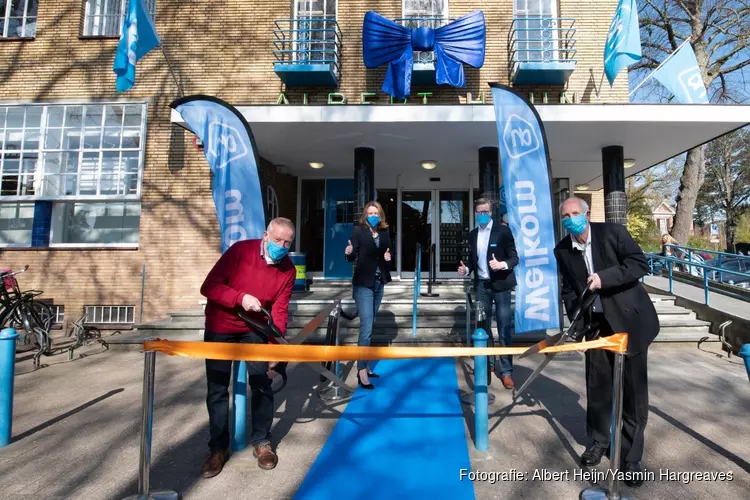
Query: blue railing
508 17 577 83
272 18 342 73
645 252 750 306
394 17 453 65
412 243 422 337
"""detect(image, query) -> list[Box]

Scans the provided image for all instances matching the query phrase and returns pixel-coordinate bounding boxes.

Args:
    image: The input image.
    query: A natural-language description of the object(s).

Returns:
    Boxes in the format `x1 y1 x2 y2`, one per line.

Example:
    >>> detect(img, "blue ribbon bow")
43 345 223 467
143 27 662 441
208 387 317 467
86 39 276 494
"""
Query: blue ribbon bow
362 10 486 99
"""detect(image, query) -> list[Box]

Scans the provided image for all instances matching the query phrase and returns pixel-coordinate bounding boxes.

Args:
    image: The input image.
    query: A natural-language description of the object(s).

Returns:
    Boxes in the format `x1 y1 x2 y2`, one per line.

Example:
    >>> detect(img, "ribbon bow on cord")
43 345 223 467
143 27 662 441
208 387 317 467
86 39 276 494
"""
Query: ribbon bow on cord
362 10 486 99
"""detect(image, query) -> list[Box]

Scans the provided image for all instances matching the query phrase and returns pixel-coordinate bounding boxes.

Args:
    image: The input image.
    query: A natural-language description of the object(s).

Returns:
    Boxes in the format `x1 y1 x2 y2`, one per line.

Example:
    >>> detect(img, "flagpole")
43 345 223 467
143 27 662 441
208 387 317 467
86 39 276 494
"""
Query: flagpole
629 36 692 98
160 44 185 97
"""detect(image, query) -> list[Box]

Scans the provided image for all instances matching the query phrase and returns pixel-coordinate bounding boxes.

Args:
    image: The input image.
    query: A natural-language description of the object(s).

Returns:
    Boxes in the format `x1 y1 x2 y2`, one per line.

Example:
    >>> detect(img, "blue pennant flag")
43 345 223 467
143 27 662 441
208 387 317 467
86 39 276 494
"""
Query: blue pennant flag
170 96 266 253
604 0 641 86
650 42 709 103
113 0 160 93
362 10 485 99
489 84 561 334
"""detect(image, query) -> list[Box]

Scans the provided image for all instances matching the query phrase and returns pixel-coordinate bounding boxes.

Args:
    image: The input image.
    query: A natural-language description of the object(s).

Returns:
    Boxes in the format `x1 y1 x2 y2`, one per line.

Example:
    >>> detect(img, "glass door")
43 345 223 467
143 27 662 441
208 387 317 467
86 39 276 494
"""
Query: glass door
437 191 471 278
400 190 471 279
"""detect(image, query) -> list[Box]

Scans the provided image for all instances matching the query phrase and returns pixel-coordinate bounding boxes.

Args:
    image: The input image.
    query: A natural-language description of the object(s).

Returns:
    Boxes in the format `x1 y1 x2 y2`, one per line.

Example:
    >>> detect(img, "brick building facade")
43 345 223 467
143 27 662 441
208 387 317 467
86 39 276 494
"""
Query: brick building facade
1 0 618 328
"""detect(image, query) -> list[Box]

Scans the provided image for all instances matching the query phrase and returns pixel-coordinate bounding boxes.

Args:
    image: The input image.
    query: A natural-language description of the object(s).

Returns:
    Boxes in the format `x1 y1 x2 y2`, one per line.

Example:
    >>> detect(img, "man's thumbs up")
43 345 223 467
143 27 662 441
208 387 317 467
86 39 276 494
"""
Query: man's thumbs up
345 240 353 255
489 253 507 271
457 260 468 276
384 247 392 262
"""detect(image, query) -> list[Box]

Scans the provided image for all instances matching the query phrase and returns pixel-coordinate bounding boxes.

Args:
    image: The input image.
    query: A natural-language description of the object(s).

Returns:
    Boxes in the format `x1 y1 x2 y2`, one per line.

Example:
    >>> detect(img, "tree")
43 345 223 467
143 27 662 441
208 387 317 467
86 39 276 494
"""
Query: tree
696 126 750 250
626 161 681 213
634 1 750 245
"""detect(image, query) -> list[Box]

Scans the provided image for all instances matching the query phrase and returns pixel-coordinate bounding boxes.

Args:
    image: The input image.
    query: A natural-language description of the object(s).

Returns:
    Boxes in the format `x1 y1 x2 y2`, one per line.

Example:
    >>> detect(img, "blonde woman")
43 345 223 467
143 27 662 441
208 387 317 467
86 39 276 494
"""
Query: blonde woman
344 201 392 389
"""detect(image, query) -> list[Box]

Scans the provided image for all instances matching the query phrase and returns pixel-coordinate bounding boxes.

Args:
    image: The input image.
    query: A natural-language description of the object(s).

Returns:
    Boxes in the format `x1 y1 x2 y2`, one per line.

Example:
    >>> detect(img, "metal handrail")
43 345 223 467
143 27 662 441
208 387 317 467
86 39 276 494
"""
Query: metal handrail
272 18 342 73
664 243 750 263
645 254 750 306
412 243 422 337
507 16 577 79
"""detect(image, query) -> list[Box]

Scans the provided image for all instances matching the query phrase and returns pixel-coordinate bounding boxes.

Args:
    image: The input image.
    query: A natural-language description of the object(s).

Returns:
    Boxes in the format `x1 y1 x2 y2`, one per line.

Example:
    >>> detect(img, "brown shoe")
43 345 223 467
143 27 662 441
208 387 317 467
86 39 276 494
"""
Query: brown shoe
253 443 278 470
201 448 229 479
501 375 515 390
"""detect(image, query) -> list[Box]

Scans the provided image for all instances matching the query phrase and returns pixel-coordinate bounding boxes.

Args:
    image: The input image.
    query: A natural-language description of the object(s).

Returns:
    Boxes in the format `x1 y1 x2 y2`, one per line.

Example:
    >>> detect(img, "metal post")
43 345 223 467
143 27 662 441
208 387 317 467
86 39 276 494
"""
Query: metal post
580 352 631 500
421 244 439 297
668 260 673 294
123 350 178 500
465 290 471 346
320 305 346 402
460 303 495 407
473 328 489 451
140 264 146 324
703 270 709 306
0 328 19 447
231 361 247 451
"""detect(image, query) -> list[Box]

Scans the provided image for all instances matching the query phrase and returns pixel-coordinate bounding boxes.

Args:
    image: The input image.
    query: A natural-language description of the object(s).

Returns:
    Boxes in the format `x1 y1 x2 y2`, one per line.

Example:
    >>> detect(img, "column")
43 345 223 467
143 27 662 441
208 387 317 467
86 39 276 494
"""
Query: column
602 145 626 225
354 147 375 224
478 147 500 218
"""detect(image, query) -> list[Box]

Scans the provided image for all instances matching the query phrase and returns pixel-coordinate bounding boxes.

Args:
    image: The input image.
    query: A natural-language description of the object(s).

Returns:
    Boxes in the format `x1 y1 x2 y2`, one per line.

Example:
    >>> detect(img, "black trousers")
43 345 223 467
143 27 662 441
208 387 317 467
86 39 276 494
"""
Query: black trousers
205 330 274 452
585 314 649 464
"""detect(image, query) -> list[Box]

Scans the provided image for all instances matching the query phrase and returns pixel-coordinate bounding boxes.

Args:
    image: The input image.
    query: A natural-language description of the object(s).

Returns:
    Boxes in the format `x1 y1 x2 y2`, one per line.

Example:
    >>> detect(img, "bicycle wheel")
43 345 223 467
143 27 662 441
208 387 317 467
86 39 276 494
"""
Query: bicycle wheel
6 304 40 353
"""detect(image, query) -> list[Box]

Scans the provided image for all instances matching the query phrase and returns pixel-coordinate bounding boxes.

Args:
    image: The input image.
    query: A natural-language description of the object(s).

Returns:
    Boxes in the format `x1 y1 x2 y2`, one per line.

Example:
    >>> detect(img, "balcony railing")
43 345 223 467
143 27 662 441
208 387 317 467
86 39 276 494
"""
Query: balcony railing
272 17 342 87
508 17 577 85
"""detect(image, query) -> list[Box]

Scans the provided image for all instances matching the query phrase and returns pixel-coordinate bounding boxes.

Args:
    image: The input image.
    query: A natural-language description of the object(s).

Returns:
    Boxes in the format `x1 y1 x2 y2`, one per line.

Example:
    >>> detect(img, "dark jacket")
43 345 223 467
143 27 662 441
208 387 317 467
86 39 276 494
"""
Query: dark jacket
554 222 659 355
346 224 393 288
465 221 519 292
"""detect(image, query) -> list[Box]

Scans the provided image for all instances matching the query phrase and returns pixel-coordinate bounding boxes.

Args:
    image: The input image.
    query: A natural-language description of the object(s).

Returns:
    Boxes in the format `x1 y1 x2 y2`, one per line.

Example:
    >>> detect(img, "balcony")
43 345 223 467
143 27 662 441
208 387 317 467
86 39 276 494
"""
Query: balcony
509 17 577 86
272 18 342 87
394 17 453 86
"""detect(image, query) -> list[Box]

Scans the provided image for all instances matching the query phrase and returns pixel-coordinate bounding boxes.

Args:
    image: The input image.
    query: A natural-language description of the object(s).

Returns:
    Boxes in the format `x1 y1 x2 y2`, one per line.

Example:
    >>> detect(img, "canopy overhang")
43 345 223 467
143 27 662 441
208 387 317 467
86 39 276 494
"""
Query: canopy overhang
170 103 750 191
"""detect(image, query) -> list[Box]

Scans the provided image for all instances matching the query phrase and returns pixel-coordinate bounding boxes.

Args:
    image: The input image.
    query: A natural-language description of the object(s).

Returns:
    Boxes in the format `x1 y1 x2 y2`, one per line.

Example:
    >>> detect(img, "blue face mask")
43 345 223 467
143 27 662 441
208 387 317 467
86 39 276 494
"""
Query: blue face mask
266 240 289 263
367 215 380 228
476 213 491 227
562 214 588 236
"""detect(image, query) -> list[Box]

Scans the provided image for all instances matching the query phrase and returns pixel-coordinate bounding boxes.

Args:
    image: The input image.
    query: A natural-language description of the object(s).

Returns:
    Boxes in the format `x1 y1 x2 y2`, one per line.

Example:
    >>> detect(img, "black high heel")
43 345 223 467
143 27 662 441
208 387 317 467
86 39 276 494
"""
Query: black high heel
357 370 374 389
367 372 380 378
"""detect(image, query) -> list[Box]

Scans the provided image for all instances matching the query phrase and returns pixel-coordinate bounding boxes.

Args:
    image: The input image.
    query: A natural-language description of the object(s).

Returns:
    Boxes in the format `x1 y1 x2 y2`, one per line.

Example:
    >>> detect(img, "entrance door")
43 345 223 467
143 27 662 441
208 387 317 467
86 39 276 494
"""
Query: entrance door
401 190 471 279
323 178 354 279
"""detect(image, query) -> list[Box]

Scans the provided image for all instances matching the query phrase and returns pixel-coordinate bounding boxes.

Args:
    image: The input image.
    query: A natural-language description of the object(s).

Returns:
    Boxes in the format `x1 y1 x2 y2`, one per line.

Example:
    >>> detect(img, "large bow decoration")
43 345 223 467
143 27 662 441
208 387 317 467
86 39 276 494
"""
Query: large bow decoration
362 10 486 99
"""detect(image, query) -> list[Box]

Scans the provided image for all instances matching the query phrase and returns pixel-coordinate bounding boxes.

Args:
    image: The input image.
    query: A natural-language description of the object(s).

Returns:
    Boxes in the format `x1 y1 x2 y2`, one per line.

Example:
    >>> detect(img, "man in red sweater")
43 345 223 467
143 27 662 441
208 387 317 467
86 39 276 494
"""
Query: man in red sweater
199 217 296 478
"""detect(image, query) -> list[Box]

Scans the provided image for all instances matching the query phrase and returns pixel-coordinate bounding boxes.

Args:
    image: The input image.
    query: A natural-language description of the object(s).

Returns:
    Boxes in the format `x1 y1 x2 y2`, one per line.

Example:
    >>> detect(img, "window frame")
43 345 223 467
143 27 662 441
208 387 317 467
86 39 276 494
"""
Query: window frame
81 0 157 38
401 0 448 19
0 102 148 203
1 0 38 39
0 101 148 249
266 184 279 220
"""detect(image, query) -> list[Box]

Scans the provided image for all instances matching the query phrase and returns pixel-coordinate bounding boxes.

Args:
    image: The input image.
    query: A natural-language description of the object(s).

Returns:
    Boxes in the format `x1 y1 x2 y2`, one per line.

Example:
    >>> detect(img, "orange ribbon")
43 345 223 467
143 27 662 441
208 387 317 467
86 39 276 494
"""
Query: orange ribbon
143 333 628 362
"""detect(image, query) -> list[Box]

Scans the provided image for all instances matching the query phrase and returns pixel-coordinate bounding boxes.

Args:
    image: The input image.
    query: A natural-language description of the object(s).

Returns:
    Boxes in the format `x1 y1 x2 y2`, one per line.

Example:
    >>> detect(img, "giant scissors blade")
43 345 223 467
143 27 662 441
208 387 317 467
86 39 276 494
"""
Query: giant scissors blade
517 288 598 360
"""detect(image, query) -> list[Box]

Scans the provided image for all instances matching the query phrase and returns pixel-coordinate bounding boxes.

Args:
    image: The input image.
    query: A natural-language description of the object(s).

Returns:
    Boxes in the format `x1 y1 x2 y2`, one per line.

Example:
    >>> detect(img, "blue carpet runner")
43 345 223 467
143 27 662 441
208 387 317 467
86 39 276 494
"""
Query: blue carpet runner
294 357 474 499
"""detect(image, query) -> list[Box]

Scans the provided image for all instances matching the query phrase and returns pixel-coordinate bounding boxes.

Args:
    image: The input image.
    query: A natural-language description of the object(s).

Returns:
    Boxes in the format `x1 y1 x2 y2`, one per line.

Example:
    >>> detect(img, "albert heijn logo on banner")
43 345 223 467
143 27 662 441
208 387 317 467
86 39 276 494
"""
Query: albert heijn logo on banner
502 114 541 160
678 66 707 103
207 121 249 169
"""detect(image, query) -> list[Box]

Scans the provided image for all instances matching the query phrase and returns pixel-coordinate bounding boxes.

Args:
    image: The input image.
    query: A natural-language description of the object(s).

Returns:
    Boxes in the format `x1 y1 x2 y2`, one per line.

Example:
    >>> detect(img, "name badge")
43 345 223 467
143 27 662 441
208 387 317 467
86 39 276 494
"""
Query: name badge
490 243 497 247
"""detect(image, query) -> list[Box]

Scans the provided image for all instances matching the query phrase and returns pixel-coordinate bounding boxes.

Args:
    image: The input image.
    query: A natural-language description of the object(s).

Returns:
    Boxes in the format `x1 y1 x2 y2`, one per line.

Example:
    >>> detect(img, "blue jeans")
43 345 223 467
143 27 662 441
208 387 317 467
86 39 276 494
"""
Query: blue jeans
353 279 385 370
475 282 513 377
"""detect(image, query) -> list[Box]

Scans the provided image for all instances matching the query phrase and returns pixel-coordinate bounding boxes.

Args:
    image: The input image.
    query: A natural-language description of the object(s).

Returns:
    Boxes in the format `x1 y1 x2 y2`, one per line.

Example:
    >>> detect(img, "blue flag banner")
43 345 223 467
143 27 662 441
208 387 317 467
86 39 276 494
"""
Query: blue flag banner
650 42 709 103
604 0 641 86
490 84 561 334
170 96 266 252
113 0 160 93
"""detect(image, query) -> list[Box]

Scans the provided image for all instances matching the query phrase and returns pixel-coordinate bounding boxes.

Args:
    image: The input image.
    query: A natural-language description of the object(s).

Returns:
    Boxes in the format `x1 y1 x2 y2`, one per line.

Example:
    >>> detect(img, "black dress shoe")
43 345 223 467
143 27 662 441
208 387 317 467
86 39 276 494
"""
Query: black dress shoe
623 461 645 487
580 442 609 466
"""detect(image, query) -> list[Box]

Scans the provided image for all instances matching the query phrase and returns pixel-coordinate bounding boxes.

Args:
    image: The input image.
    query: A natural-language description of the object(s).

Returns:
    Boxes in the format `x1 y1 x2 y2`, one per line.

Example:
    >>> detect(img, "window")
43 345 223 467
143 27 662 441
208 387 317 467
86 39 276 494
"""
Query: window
83 0 156 37
266 185 279 220
402 1 448 64
51 304 64 324
335 199 353 224
1 0 37 38
85 305 134 324
0 103 147 247
514 0 559 63
292 0 337 65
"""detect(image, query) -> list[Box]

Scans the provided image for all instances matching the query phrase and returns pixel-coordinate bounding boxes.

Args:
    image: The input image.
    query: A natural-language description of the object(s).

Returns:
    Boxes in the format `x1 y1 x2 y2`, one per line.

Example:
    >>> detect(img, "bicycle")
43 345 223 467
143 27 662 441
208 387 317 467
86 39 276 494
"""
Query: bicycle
1 265 54 367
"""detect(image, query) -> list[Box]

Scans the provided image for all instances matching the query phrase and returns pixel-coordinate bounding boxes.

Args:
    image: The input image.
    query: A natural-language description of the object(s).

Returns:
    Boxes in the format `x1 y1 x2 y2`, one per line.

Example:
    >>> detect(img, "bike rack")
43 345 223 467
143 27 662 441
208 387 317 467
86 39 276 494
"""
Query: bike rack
719 320 733 358
319 301 358 403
